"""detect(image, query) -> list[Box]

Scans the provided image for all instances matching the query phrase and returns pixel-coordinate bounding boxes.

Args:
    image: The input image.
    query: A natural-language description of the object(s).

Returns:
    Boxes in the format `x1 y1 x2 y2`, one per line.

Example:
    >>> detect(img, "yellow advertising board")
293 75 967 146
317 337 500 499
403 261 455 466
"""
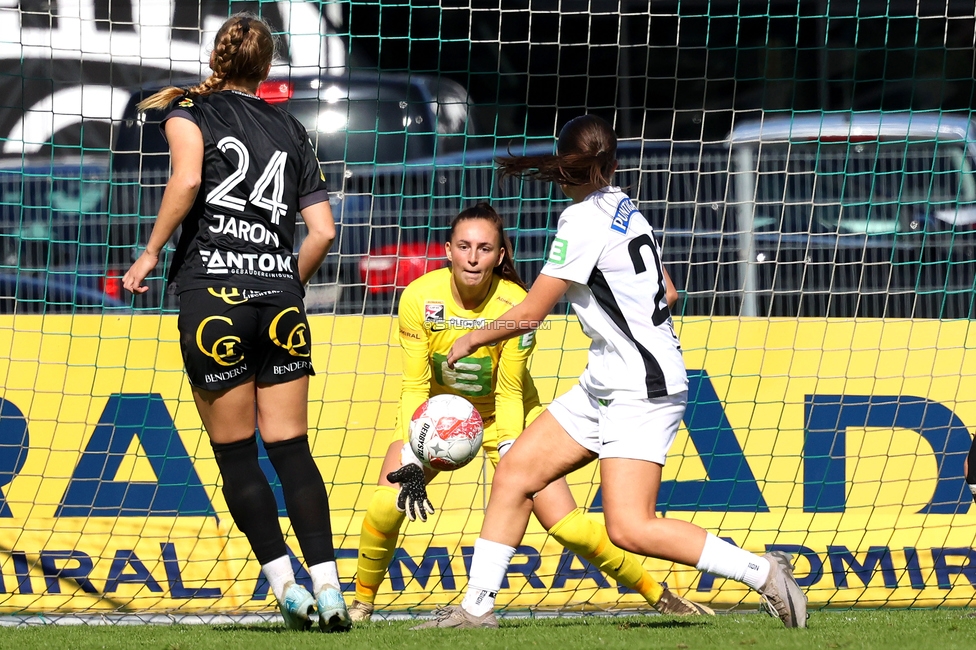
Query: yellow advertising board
0 315 973 613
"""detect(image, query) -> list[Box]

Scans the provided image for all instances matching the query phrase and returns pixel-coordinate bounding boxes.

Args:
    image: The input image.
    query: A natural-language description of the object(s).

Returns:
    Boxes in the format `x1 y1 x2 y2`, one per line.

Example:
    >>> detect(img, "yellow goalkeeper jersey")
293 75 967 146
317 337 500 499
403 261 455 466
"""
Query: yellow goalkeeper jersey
396 267 540 446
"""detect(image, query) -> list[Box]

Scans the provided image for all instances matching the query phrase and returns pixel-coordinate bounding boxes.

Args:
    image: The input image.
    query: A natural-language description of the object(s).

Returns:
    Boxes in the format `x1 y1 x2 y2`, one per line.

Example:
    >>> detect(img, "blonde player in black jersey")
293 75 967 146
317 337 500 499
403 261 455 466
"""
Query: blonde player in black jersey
416 115 809 630
349 204 712 622
122 13 349 633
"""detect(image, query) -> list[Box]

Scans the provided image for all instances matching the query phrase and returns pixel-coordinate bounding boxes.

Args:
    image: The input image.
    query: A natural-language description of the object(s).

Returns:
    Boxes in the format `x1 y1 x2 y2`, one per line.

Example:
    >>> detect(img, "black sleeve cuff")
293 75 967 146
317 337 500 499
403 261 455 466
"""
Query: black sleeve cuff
299 189 330 210
159 109 198 140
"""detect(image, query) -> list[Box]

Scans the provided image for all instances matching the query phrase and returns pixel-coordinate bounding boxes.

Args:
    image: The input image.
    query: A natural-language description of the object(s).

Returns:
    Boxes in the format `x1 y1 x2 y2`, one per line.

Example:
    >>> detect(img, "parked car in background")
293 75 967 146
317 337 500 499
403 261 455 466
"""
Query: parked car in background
108 71 481 312
729 113 976 318
0 157 125 313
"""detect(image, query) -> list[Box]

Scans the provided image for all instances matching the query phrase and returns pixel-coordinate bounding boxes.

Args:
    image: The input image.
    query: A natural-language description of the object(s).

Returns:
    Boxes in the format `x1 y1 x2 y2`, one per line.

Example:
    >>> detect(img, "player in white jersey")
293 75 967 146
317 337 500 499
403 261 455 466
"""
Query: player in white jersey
415 115 808 630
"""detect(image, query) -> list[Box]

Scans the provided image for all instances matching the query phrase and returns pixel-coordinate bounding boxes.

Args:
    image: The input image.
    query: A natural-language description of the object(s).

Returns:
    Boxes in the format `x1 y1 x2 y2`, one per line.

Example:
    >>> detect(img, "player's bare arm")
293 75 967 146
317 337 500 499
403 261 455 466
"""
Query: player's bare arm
122 117 204 294
297 200 337 285
447 274 570 365
664 267 678 309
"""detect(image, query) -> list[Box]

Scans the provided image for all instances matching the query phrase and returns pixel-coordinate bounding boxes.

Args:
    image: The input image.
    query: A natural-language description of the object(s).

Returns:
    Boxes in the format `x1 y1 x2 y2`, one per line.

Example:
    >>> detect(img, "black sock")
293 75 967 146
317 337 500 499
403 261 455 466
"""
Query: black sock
211 436 287 565
265 434 336 566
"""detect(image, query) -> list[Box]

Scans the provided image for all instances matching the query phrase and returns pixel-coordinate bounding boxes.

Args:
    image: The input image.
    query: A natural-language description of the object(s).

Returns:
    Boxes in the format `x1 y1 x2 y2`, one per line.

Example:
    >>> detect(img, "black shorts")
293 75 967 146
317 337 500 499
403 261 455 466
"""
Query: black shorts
177 288 315 391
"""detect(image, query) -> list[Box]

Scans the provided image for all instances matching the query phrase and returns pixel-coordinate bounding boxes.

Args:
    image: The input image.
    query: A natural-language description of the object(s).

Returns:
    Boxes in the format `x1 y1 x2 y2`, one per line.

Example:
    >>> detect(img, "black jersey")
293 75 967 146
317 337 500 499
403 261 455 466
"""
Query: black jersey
161 90 329 296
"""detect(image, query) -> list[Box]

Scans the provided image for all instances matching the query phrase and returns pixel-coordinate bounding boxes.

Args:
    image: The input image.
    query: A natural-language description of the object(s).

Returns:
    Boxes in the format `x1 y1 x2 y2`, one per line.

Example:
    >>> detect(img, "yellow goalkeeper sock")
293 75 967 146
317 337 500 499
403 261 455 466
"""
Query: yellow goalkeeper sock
548 509 665 606
355 486 405 604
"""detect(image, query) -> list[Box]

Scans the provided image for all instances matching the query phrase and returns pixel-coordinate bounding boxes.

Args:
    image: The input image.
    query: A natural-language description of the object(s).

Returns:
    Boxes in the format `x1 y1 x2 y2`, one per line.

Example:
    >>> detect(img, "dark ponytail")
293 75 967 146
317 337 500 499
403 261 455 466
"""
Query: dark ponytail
496 114 617 187
448 203 527 292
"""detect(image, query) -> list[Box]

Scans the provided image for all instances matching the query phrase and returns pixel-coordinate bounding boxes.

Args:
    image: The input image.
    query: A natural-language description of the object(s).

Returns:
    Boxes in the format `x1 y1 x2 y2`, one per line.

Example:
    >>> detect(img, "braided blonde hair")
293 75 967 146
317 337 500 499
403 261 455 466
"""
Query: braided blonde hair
137 13 277 111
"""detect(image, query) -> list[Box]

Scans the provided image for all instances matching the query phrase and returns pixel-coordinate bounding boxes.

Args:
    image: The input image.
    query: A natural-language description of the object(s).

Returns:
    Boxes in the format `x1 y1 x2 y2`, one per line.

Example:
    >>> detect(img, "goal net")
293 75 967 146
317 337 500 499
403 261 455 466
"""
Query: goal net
0 0 974 618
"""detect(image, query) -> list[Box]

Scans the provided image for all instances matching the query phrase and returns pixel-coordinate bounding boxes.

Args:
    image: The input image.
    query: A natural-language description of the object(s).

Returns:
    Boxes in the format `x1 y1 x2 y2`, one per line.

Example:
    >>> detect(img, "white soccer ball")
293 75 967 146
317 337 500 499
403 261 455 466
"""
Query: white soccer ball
409 394 484 471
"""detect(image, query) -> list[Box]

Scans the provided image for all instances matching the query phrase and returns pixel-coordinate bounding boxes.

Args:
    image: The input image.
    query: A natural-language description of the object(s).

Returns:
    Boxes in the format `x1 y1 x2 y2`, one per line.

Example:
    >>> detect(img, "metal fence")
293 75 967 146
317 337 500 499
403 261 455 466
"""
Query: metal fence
3 144 975 318
734 141 976 319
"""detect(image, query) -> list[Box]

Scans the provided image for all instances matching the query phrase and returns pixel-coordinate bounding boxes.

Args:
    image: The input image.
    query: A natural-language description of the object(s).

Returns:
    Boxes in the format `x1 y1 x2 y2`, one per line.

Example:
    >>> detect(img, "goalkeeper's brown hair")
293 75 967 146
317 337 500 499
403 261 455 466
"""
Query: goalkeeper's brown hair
137 13 277 111
449 203 526 292
496 114 618 188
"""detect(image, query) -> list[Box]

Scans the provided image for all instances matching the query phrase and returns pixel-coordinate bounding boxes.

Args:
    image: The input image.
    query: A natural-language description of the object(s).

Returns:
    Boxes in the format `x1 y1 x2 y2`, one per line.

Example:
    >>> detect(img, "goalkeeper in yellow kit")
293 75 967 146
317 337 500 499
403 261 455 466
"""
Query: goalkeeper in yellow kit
349 203 713 622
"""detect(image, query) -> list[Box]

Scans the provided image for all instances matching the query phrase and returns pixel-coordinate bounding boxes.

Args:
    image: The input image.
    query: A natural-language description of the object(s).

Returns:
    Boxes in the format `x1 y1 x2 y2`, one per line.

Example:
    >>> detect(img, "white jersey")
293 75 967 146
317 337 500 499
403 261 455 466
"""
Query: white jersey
541 187 688 400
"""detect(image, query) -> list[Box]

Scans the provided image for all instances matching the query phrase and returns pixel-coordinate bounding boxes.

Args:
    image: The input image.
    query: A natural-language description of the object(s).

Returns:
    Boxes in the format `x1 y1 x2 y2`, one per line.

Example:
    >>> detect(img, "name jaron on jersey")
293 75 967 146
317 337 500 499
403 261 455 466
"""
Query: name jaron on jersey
209 214 280 248
200 249 294 276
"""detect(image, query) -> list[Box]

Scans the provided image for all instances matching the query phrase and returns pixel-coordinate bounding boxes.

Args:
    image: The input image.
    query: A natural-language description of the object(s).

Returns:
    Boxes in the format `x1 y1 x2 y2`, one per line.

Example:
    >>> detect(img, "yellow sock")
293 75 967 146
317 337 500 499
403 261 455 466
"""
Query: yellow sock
355 486 405 604
548 509 665 606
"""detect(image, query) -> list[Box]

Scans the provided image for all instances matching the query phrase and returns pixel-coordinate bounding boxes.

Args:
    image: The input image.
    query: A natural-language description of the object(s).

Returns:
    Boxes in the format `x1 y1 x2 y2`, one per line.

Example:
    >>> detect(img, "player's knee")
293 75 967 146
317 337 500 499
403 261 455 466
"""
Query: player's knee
490 460 523 493
493 455 542 499
212 437 262 494
366 485 404 532
604 519 644 554
604 509 666 554
223 476 267 513
605 529 642 555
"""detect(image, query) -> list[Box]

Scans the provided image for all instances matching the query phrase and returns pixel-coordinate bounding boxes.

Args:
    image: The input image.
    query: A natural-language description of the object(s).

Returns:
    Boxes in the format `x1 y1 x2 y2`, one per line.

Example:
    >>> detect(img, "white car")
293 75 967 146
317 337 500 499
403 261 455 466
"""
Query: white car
727 113 976 318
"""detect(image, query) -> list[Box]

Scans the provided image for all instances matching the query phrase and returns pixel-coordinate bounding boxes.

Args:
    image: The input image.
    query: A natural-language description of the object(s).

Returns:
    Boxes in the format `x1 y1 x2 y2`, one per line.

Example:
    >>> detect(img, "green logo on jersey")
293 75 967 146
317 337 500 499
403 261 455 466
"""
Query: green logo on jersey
548 237 568 265
518 331 535 350
432 353 493 397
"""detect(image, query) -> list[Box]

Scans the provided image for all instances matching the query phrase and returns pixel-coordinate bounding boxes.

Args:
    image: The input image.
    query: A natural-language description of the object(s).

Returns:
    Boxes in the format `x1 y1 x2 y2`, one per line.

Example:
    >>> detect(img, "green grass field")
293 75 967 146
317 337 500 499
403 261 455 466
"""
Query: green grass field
0 610 973 650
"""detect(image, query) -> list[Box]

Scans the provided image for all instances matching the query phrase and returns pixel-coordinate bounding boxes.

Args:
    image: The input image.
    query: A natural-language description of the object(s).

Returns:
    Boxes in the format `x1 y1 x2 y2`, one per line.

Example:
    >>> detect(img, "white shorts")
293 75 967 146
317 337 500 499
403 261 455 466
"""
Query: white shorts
547 384 687 464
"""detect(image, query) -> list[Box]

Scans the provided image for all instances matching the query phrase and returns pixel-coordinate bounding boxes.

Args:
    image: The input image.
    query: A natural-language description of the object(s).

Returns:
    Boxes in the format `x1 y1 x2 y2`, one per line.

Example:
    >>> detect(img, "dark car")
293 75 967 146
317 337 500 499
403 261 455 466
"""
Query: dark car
0 157 126 313
108 71 481 312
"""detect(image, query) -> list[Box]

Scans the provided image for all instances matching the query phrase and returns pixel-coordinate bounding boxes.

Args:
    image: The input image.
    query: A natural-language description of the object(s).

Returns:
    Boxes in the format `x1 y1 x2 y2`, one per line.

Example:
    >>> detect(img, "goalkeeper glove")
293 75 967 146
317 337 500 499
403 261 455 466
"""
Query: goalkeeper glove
387 464 435 522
